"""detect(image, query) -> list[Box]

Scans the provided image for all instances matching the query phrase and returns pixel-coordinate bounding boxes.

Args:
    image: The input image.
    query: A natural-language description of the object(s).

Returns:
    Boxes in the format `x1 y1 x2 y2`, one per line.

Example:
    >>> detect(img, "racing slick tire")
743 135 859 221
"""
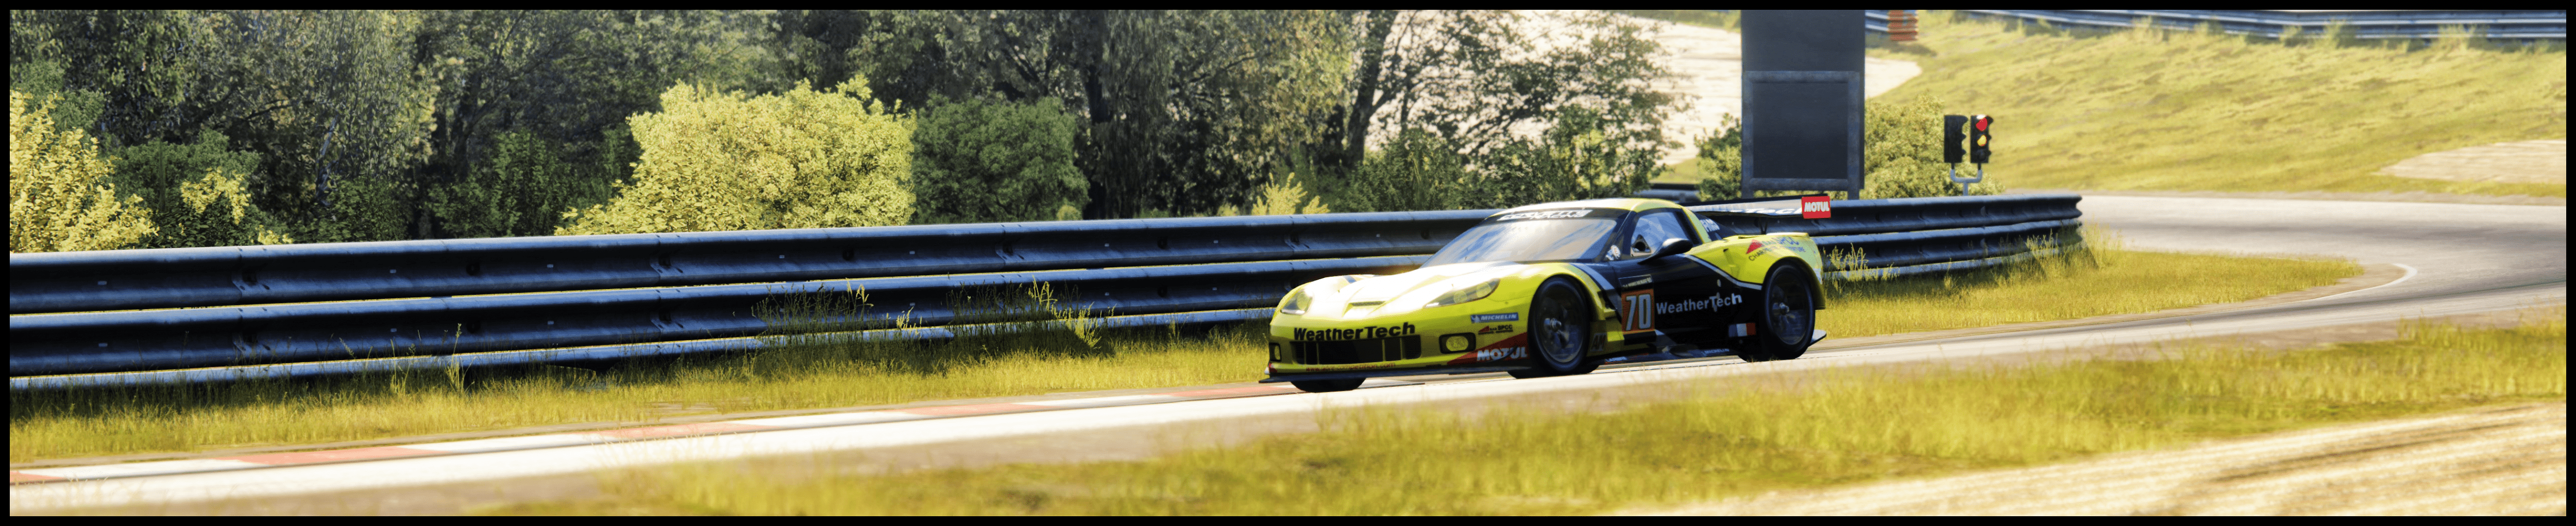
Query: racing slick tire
1510 277 1602 379
1291 378 1365 393
1738 264 1816 362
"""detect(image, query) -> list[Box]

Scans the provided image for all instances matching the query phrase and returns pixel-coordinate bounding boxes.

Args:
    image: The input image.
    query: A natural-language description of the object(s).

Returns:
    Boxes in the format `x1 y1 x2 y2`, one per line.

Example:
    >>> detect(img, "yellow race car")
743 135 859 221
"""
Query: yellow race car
1263 198 1827 392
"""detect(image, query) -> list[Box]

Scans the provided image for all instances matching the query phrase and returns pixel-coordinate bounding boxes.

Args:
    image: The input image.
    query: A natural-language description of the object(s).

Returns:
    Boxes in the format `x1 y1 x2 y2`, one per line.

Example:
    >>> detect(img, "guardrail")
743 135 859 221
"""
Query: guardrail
12 195 2083 385
8 210 1490 314
1957 9 2567 42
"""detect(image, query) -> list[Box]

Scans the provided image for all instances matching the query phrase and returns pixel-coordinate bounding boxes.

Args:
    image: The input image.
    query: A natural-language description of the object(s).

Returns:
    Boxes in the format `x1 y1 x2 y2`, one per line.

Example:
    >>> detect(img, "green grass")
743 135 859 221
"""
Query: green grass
485 310 2566 515
1821 227 2357 338
7 234 2359 463
1880 12 2566 197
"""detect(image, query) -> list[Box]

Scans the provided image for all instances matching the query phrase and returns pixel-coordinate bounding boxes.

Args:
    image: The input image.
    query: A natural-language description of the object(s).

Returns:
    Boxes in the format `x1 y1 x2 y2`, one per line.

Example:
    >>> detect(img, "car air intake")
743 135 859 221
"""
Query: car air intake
1291 336 1423 364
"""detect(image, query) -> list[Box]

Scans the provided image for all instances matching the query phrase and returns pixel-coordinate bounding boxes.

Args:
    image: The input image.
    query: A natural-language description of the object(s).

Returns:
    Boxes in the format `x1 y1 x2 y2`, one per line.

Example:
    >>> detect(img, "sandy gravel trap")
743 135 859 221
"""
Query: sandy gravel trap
1635 402 2567 516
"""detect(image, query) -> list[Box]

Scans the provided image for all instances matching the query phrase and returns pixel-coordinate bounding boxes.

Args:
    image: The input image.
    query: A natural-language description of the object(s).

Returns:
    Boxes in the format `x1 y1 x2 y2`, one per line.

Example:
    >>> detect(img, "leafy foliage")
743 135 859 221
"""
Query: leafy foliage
11 90 154 252
848 10 1349 218
1332 129 1468 212
426 130 620 239
1697 95 2003 200
1313 10 1671 211
908 97 1087 224
111 130 292 248
556 79 915 235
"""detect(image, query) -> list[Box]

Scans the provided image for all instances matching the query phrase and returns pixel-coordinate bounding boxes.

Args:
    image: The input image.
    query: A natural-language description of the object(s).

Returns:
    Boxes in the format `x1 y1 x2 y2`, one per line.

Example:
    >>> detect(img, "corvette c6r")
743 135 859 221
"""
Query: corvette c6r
1262 198 1828 393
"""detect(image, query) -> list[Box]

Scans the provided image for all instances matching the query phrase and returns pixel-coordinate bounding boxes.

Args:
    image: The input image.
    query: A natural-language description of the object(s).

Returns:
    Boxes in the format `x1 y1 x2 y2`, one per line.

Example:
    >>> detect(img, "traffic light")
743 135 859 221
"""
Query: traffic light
1942 114 1968 164
1968 115 1994 164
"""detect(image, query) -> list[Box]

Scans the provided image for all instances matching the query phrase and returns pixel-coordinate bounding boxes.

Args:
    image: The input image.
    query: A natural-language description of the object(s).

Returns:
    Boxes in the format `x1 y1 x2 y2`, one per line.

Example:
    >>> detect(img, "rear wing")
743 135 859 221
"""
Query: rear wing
1685 194 1826 236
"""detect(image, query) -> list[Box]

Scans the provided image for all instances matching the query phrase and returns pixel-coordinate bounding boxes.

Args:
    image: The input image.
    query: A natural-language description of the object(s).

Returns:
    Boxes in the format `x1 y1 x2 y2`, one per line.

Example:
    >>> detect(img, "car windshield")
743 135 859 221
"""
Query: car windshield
1422 210 1620 266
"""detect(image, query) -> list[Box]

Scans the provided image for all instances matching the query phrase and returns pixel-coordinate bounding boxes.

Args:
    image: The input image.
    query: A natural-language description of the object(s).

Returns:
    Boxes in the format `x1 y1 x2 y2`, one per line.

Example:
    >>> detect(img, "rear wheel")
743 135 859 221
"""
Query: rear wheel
1510 277 1601 379
1291 378 1364 393
1738 264 1816 362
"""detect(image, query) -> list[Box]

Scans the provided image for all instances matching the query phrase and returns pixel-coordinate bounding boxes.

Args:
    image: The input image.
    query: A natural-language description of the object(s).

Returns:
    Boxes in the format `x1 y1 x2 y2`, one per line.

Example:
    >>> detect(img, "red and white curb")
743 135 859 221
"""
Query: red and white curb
9 385 1294 484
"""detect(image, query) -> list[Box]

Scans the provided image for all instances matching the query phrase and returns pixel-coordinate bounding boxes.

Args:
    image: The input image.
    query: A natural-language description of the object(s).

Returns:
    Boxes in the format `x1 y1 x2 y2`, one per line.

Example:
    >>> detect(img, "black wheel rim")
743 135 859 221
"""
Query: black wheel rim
1535 285 1586 366
1769 273 1811 346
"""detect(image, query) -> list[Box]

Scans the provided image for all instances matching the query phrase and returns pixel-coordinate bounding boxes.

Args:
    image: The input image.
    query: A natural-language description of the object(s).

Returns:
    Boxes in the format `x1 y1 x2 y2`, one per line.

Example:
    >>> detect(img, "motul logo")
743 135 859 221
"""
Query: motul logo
1801 196 1832 219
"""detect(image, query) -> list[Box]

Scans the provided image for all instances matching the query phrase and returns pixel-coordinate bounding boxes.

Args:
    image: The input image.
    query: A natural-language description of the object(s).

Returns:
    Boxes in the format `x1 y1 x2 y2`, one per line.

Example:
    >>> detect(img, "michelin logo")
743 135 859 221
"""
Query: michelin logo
1655 293 1743 314
1470 313 1519 323
1294 323 1418 341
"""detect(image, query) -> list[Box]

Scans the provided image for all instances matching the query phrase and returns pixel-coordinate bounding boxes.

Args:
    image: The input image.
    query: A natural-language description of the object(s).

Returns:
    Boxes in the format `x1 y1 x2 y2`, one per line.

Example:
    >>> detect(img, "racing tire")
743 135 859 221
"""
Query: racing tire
1510 277 1601 379
1738 264 1816 362
1291 378 1364 393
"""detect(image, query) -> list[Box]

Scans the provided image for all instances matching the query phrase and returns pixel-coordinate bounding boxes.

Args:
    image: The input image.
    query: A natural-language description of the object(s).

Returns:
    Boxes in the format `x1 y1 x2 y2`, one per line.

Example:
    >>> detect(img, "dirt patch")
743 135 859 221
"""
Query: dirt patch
2379 140 2566 185
1630 402 2566 516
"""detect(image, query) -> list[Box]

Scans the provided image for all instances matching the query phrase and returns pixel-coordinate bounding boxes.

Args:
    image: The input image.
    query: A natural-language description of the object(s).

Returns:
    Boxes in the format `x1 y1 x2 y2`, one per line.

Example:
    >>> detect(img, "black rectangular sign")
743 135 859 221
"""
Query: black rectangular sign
1740 10 1865 197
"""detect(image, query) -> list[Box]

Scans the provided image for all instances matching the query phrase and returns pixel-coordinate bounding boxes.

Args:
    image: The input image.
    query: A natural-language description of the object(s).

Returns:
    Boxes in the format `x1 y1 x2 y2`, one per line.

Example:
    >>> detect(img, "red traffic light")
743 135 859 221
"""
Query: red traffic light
1972 116 1991 131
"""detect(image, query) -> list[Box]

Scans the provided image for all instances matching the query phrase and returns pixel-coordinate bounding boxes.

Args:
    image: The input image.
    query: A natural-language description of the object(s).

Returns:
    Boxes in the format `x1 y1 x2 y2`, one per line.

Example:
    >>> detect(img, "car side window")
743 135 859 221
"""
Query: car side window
1620 210 1694 259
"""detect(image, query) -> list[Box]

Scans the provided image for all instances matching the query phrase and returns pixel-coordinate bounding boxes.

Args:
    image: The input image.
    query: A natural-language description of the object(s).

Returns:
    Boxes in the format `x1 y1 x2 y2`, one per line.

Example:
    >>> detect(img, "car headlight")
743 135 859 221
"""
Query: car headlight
1279 287 1314 315
1423 278 1501 308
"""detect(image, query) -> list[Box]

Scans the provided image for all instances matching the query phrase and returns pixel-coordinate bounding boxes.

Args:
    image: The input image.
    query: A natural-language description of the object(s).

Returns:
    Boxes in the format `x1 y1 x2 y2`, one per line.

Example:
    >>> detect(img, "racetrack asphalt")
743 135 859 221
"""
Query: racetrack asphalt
11 195 2565 514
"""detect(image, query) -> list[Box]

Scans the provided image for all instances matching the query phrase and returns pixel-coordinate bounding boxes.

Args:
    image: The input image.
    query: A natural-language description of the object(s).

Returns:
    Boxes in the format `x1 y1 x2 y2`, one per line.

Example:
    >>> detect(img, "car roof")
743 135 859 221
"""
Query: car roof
1492 197 1682 216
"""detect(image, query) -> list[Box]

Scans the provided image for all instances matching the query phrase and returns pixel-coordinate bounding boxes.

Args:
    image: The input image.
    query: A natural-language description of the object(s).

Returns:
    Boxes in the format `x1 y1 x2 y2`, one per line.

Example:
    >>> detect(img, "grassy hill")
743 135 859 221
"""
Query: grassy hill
1877 12 2565 197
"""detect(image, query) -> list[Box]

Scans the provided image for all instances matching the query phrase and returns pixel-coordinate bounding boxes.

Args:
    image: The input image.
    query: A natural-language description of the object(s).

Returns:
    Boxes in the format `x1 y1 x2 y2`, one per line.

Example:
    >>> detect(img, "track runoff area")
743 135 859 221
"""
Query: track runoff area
11 195 2565 513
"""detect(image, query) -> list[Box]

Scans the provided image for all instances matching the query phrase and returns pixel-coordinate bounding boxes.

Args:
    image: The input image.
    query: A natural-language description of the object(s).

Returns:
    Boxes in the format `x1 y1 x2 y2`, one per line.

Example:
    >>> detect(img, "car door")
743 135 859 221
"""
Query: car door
1599 209 1728 352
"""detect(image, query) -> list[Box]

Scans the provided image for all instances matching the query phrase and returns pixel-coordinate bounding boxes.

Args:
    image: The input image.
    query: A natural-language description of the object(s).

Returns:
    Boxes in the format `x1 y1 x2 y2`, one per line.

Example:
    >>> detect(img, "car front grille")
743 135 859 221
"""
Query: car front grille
1290 335 1423 364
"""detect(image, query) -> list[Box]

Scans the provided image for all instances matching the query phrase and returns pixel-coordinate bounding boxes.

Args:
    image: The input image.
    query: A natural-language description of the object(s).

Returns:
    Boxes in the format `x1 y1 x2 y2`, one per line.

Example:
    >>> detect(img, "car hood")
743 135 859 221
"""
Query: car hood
1333 261 1518 307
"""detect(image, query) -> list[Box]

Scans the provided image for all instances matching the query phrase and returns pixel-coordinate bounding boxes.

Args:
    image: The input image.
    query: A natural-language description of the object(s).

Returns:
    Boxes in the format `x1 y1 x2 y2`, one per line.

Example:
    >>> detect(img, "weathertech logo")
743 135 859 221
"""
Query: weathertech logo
1655 294 1743 314
1495 210 1590 221
1294 323 1417 341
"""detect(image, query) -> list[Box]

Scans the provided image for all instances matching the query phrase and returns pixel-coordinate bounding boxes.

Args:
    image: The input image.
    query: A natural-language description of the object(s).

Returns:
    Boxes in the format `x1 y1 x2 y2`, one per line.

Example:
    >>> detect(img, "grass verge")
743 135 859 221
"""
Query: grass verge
486 309 2565 515
6 233 2359 463
1821 227 2356 338
1877 11 2565 197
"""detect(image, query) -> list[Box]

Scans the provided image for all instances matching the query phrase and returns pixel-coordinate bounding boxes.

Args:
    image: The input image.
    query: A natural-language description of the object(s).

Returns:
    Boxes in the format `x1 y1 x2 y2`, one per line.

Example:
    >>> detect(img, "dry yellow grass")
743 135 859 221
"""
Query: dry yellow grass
1880 12 2565 197
8 230 2359 463
488 310 2564 515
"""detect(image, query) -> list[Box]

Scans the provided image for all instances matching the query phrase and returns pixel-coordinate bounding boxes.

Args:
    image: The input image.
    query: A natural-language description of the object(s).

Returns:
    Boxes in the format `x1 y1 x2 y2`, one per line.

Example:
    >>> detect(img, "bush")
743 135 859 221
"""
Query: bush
907 97 1086 224
427 130 619 239
10 90 154 252
1467 107 1660 209
1697 95 2004 200
558 77 915 235
113 130 294 248
1328 129 1469 213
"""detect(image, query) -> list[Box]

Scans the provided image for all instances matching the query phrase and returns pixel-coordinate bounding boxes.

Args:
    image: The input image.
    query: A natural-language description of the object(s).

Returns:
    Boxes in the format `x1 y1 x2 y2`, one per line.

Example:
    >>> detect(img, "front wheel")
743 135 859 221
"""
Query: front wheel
1291 378 1364 393
1510 277 1601 379
1738 264 1816 362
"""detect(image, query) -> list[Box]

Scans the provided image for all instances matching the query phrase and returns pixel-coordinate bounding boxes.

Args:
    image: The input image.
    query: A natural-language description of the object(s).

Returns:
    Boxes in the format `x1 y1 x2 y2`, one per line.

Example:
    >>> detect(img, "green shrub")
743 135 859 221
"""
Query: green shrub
1698 95 2004 200
908 97 1086 224
10 90 154 252
428 130 619 239
113 130 294 248
558 77 915 235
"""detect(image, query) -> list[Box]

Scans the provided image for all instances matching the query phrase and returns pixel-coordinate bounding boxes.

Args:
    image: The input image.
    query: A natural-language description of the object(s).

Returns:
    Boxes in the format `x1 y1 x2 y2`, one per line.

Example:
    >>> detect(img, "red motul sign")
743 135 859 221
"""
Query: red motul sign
1801 195 1832 219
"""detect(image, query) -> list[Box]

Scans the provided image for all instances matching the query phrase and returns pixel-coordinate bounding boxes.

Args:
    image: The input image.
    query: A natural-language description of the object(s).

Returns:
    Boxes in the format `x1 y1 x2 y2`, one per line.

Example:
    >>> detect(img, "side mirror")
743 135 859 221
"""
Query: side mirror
1645 237 1698 261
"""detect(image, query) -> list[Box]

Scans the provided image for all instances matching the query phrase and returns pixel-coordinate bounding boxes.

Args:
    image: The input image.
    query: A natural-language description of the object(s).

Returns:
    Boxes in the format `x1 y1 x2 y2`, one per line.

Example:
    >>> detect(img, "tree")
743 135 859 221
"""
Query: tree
1308 10 1671 211
556 78 915 235
910 97 1087 224
11 90 154 252
1466 106 1663 209
1332 128 1466 212
425 130 617 238
847 10 1348 218
111 129 293 248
